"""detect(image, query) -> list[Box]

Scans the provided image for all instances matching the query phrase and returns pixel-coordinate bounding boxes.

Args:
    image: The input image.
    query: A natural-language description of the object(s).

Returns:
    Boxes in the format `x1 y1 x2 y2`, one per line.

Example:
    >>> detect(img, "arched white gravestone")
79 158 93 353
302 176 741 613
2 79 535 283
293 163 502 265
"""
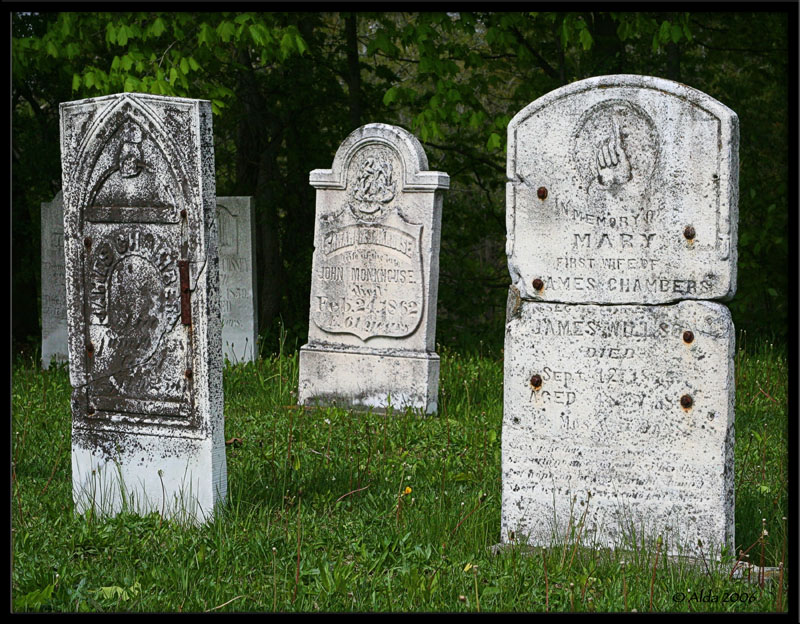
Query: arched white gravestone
502 76 738 557
60 93 226 522
298 123 449 413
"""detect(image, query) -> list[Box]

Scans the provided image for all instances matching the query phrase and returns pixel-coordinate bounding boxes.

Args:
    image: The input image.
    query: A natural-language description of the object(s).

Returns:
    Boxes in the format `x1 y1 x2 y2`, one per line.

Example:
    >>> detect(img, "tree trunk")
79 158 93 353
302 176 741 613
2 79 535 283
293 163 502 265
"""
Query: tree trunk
345 12 362 130
253 145 283 343
666 41 681 82
233 49 284 348
590 12 625 75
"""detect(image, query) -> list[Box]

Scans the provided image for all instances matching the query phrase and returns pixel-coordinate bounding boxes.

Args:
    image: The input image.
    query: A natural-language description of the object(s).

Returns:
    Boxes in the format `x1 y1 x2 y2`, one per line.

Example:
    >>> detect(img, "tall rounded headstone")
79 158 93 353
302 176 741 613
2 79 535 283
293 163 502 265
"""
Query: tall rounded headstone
298 123 449 413
60 93 226 522
502 76 738 557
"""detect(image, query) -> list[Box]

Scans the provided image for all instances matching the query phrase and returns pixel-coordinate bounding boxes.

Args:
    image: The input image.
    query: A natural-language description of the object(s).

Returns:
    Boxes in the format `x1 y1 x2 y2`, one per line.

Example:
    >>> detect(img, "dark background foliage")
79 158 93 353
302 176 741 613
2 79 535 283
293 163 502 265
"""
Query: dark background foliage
12 10 791 356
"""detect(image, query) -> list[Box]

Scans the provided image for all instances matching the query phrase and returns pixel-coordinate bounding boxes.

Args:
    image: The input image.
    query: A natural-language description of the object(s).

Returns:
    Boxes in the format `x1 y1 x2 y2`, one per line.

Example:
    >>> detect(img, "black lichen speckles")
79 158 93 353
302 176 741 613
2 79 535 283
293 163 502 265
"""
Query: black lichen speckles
62 93 226 520
72 427 145 461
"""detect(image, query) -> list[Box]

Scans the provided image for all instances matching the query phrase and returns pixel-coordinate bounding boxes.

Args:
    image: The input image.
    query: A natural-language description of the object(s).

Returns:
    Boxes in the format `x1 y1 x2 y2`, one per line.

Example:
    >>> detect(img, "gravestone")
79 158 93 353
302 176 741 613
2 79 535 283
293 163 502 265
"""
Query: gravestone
216 197 258 363
41 194 257 365
41 190 68 368
298 123 449 413
60 92 226 522
502 75 738 556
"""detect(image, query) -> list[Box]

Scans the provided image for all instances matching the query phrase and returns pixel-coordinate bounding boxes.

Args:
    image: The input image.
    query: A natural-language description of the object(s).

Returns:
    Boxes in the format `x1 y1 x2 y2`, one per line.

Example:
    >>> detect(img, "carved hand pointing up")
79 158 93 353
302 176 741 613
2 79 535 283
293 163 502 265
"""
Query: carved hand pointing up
596 119 631 188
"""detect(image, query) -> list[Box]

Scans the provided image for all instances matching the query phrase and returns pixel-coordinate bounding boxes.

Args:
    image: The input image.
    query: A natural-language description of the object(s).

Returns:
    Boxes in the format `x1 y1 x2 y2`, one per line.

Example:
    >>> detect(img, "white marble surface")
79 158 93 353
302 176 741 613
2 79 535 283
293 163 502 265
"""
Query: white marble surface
41 194 257 366
60 92 226 522
507 75 739 305
298 123 449 412
502 299 735 555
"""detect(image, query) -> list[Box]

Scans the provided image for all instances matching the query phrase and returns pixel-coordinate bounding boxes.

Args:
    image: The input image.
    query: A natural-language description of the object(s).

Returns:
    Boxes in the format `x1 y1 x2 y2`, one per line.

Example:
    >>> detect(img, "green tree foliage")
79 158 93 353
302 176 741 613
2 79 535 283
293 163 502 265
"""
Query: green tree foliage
360 11 788 346
12 11 789 354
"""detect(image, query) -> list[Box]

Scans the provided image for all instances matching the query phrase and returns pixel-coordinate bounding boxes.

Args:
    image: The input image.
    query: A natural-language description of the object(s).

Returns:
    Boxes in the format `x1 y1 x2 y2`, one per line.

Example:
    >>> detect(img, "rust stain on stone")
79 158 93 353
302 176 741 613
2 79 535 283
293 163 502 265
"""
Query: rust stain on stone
179 259 192 325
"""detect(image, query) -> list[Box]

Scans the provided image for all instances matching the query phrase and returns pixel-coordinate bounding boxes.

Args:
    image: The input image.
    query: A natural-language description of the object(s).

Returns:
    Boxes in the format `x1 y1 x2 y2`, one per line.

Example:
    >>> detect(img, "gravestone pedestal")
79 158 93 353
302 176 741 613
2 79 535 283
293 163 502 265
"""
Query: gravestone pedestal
300 345 439 413
60 93 226 523
502 75 739 557
298 123 448 413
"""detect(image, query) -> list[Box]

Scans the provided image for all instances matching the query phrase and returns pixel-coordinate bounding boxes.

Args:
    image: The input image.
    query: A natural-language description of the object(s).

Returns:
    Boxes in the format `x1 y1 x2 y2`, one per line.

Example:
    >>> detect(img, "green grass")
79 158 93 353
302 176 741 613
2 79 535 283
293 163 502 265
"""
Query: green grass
11 335 789 612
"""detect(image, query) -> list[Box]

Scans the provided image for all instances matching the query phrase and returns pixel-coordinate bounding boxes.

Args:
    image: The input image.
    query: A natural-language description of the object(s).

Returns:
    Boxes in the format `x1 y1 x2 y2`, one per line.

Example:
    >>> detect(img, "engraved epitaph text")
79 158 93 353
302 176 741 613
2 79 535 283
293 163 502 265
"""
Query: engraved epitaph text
41 194 257 366
216 197 258 362
310 146 424 341
507 76 739 304
77 113 194 427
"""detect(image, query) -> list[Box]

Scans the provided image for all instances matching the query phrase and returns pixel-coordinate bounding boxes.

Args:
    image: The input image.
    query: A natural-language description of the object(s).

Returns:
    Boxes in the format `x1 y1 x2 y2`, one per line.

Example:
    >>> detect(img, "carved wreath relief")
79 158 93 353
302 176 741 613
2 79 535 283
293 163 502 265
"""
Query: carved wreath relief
76 101 194 425
349 146 397 219
311 144 424 341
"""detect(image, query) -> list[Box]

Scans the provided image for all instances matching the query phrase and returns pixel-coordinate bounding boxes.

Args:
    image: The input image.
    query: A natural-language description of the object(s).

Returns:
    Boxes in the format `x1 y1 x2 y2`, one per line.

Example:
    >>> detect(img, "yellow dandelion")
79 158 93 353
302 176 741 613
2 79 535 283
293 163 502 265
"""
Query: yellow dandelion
404 486 412 495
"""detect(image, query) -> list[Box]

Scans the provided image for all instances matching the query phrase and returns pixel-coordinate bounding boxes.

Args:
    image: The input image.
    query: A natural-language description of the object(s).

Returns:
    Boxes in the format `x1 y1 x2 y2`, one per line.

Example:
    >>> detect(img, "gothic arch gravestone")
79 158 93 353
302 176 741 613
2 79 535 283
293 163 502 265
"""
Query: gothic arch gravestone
60 93 226 522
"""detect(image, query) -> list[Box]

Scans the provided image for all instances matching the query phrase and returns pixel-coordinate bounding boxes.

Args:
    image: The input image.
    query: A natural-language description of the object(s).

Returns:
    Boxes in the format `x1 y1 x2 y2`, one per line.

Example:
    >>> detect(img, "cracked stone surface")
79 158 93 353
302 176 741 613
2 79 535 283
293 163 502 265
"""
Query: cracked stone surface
60 92 226 523
298 123 449 413
502 76 738 557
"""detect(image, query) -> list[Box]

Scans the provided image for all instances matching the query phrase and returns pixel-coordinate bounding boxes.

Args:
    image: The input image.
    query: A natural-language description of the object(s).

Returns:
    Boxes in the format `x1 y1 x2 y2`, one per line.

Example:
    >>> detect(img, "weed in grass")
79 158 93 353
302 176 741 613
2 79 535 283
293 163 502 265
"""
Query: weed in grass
621 560 628 611
649 536 662 611
542 549 550 611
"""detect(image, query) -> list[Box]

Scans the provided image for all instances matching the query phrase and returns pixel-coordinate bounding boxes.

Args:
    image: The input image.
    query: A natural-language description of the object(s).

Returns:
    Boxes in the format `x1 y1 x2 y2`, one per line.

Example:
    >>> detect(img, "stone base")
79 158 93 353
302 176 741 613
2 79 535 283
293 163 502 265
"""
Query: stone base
71 430 227 524
298 344 439 413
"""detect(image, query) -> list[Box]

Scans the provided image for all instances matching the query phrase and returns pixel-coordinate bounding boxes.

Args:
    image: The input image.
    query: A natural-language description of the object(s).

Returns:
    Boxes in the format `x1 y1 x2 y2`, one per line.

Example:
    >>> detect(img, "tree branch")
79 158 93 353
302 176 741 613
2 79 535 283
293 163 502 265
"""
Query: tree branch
422 140 505 174
509 25 560 81
15 82 50 129
695 40 786 55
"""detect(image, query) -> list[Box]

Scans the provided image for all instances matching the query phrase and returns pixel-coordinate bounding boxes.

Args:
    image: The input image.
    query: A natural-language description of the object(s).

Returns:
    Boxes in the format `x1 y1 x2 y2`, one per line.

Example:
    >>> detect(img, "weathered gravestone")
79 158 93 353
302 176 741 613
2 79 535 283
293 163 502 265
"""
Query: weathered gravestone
216 196 258 363
298 123 449 413
41 190 68 368
502 75 738 556
60 93 226 522
41 194 257 366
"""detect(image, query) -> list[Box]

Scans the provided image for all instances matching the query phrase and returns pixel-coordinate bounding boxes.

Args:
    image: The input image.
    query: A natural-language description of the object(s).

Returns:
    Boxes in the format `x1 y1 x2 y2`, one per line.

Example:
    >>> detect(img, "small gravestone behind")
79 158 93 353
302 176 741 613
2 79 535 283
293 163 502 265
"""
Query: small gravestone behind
41 194 257 365
60 92 226 522
216 196 258 363
41 190 68 368
298 123 449 413
502 75 738 557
